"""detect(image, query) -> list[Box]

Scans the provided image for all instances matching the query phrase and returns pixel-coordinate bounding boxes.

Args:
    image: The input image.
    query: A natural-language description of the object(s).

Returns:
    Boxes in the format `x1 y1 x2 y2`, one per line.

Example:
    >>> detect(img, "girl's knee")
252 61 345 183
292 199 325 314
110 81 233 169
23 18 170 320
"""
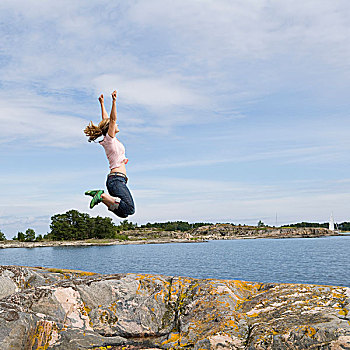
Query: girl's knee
112 202 134 217
127 205 135 215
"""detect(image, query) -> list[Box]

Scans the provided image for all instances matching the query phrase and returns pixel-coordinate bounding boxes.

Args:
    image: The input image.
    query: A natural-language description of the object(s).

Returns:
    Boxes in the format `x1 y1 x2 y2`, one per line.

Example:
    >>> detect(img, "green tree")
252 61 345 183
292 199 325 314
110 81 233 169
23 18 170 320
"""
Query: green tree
36 234 43 242
25 228 36 242
257 220 265 227
49 210 117 241
164 222 176 231
118 220 136 231
281 222 328 228
49 210 92 240
339 222 350 231
140 221 212 231
92 216 116 239
0 230 6 241
17 231 25 241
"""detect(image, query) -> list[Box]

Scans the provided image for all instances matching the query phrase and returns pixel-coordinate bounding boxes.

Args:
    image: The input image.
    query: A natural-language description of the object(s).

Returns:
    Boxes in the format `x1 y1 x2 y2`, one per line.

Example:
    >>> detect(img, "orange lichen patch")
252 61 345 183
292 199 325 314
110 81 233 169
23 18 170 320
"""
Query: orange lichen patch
296 325 317 338
161 332 182 346
97 303 119 326
215 280 262 311
183 294 241 342
83 302 92 315
224 319 239 331
255 334 273 347
134 274 171 299
186 314 214 335
30 320 60 350
164 278 200 311
133 273 169 284
305 326 317 338
330 289 349 317
332 291 344 299
99 310 109 323
154 289 166 303
338 309 348 316
36 267 96 276
182 277 196 285
333 303 349 317
232 280 261 293
108 300 121 319
178 281 244 341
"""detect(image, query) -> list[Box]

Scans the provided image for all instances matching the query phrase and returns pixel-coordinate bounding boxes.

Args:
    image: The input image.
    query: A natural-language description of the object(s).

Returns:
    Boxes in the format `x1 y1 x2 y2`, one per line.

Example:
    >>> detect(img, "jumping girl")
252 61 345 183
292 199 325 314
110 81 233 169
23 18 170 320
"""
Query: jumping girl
83 90 135 218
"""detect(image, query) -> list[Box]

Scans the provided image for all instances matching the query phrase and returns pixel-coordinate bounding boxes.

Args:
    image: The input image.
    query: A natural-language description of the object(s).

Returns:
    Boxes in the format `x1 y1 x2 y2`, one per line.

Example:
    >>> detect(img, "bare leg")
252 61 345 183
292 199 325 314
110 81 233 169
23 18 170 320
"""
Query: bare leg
101 193 120 208
99 94 109 120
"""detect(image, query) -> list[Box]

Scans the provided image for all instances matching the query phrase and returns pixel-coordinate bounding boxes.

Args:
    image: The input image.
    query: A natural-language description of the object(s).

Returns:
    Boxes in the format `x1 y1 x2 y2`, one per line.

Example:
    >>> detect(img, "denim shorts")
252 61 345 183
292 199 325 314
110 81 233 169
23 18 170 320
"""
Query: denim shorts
106 175 135 218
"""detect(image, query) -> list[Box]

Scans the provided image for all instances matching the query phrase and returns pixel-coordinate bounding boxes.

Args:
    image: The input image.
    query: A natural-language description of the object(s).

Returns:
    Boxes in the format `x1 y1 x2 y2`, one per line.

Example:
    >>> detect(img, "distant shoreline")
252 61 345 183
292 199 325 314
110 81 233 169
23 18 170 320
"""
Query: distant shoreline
0 228 344 249
0 238 206 249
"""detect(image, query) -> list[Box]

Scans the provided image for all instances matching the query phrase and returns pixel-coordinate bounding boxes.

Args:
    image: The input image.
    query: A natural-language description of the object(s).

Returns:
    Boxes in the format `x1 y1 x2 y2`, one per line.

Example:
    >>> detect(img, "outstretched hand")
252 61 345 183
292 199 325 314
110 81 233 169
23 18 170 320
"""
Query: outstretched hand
111 90 117 101
98 94 104 104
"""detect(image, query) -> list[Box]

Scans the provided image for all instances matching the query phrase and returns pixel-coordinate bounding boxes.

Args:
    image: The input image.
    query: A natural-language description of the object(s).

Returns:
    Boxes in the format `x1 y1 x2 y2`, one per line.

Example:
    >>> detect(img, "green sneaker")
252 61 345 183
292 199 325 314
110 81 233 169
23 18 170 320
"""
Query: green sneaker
85 190 99 197
89 190 104 209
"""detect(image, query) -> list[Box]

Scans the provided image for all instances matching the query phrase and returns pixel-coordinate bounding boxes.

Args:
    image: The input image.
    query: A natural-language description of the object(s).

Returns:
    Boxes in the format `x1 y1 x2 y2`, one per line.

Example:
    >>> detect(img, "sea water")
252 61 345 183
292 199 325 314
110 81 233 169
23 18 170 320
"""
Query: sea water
0 236 349 287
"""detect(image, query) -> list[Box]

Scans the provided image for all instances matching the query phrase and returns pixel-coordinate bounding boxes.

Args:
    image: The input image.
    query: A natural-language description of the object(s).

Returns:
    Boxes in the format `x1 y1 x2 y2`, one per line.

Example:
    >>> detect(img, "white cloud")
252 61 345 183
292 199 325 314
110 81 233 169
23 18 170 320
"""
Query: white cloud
1 0 350 238
0 95 88 148
2 173 348 236
128 0 350 62
130 144 345 173
1 0 350 137
93 74 204 109
131 176 350 225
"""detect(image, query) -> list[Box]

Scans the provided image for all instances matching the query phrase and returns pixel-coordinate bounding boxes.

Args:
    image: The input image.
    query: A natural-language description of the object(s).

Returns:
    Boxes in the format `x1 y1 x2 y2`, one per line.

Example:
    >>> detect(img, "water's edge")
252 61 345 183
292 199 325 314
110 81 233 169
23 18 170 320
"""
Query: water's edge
0 232 344 249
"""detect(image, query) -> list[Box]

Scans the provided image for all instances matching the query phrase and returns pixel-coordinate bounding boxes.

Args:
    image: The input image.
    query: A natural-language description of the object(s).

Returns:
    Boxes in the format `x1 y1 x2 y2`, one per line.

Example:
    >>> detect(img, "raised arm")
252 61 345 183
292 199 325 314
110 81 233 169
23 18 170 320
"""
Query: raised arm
99 94 109 120
108 90 117 137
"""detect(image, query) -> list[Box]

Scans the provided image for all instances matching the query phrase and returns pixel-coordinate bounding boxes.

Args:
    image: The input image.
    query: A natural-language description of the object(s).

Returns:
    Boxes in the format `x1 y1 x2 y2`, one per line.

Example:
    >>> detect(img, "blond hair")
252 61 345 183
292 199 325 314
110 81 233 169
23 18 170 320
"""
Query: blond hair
84 119 110 142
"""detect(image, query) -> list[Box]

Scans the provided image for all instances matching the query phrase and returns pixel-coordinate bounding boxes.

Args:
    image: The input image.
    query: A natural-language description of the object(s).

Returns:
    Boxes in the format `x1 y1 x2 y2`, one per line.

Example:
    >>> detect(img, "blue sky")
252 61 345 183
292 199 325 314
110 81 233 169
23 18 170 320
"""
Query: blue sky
1 0 350 238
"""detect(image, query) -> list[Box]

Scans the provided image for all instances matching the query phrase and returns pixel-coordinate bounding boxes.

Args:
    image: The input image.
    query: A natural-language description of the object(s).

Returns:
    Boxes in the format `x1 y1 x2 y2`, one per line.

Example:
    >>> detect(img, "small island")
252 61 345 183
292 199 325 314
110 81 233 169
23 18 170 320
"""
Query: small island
0 210 343 249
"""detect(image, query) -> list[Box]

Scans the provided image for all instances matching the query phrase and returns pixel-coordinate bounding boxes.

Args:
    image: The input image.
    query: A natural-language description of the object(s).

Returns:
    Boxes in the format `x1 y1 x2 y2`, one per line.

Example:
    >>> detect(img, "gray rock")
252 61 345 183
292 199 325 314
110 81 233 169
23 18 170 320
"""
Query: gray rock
0 276 17 300
0 265 349 349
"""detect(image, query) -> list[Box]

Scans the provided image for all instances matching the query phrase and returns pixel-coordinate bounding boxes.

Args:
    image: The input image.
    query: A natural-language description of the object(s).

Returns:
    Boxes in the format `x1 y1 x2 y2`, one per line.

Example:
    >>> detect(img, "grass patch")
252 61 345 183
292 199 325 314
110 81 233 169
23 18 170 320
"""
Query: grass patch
85 239 115 244
114 234 129 241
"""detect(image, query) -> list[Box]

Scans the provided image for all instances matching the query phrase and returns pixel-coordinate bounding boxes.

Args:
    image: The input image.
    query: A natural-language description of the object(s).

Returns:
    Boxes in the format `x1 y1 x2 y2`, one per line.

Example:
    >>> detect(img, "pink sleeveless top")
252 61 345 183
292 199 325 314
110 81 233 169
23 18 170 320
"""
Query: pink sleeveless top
99 133 128 170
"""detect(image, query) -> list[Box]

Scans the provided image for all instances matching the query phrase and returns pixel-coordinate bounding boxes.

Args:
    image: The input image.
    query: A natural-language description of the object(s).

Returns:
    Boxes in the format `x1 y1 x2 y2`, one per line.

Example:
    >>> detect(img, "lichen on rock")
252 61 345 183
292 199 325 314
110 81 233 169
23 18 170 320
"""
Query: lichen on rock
0 265 349 349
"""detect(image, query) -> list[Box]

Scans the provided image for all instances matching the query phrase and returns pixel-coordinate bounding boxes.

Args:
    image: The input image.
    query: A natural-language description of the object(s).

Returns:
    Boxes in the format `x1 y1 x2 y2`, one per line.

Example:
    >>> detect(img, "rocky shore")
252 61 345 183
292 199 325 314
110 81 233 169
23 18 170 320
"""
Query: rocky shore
0 225 340 249
0 265 349 349
0 238 199 249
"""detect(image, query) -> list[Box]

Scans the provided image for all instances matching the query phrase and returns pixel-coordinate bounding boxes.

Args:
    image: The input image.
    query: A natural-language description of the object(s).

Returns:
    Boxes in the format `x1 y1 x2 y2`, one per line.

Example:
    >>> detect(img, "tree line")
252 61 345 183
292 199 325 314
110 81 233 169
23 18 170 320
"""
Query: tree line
282 221 350 230
46 210 118 240
13 228 42 242
2 214 350 242
0 211 213 241
281 222 329 228
140 221 212 232
0 210 120 242
0 230 6 241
